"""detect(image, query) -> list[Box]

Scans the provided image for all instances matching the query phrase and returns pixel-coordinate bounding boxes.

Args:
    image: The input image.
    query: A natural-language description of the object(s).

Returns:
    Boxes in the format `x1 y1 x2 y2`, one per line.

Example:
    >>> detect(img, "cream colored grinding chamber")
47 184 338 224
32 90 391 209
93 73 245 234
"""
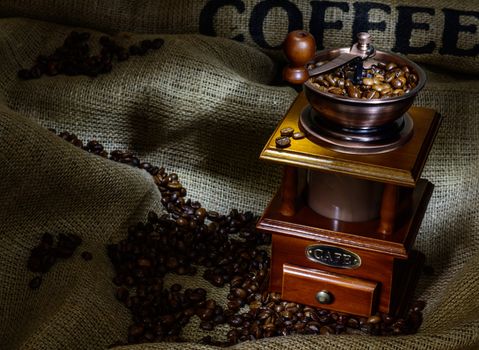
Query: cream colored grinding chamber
307 171 384 222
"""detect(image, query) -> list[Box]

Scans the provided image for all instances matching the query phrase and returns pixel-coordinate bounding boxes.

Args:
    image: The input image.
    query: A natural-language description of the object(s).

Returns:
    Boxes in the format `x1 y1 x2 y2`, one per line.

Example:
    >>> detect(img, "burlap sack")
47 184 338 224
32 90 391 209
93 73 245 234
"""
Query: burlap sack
0 13 478 350
1 0 478 73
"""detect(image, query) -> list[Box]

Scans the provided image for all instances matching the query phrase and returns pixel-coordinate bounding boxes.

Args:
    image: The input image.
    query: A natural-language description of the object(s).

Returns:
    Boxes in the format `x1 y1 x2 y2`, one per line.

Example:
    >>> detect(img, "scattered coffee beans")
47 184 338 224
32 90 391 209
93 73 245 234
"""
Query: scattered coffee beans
26 232 82 289
275 127 305 148
309 61 418 99
18 31 164 80
48 129 425 345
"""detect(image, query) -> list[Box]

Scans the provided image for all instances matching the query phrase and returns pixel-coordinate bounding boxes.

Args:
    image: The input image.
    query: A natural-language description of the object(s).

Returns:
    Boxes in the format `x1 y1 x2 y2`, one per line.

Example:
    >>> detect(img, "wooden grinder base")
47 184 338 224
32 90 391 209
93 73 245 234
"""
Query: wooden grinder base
258 180 431 317
256 94 441 317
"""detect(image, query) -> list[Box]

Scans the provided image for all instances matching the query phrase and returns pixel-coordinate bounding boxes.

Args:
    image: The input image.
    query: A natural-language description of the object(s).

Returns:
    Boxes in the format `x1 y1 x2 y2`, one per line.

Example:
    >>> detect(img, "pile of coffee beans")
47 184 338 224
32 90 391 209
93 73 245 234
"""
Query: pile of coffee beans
17 31 164 80
275 127 304 148
50 130 162 176
46 129 425 346
26 232 84 289
107 207 270 345
309 61 418 99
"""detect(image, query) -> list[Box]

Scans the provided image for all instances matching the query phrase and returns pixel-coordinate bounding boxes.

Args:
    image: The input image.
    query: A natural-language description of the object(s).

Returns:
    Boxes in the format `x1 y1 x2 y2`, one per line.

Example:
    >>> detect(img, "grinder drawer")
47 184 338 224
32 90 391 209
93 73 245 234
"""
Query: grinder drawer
281 263 378 317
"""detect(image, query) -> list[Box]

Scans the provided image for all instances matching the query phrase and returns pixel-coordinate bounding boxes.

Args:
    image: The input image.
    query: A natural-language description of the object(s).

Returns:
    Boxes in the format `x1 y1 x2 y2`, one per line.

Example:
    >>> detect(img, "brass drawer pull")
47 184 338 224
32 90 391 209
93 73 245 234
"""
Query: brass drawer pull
316 290 333 304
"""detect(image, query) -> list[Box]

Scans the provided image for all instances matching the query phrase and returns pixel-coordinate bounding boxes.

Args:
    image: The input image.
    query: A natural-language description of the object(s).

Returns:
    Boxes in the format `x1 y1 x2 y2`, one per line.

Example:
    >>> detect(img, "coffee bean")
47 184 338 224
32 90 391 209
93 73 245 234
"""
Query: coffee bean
346 85 361 98
228 315 243 327
17 69 31 80
227 329 239 344
81 251 93 261
390 78 403 89
347 317 359 328
227 299 241 311
128 324 144 338
280 127 294 137
408 311 423 329
66 234 82 247
263 322 275 332
167 181 182 190
325 74 336 86
292 132 305 140
29 276 42 289
232 288 247 300
140 40 153 50
367 315 382 324
362 77 374 86
195 207 207 220
205 299 216 309
170 283 182 292
210 274 224 287
383 314 394 325
199 321 214 331
365 90 380 99
41 233 54 246
275 136 291 148
152 38 164 49
117 49 130 61
115 287 129 302
328 87 344 95
197 308 214 321
29 65 43 79
412 300 426 312
213 314 226 325
176 217 188 226
136 258 151 268
319 325 334 334
129 45 140 55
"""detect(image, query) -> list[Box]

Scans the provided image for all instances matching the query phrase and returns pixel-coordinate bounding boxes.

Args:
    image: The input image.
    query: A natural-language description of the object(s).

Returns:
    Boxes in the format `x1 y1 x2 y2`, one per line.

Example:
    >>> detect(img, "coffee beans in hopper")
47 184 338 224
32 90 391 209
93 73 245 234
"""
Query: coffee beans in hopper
45 129 426 345
309 61 418 99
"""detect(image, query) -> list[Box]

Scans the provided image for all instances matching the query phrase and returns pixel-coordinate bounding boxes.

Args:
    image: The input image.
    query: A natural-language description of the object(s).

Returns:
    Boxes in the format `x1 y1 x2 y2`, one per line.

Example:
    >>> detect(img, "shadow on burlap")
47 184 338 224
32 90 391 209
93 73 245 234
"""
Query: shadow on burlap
0 17 478 350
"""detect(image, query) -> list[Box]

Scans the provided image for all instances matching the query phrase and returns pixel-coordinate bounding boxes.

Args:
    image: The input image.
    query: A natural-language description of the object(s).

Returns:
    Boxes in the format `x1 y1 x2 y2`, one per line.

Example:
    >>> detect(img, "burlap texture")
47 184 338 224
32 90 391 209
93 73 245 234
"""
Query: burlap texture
0 13 478 350
1 0 478 73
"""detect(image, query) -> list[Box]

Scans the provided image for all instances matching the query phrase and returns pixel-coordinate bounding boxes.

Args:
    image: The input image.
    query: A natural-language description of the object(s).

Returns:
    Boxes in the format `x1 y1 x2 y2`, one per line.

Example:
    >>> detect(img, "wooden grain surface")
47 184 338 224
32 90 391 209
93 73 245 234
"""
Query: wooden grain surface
270 234 394 312
257 179 433 258
260 92 441 187
282 263 378 317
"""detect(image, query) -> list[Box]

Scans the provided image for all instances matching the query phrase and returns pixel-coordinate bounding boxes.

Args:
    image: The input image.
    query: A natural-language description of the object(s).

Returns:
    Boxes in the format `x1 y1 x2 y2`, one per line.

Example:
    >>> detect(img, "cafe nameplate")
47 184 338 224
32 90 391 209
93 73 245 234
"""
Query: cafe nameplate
306 245 361 269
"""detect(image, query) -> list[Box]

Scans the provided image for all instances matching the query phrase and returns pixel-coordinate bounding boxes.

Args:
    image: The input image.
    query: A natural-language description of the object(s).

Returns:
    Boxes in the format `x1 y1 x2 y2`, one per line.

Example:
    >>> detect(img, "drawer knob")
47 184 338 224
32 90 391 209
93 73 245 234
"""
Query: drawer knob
316 290 333 304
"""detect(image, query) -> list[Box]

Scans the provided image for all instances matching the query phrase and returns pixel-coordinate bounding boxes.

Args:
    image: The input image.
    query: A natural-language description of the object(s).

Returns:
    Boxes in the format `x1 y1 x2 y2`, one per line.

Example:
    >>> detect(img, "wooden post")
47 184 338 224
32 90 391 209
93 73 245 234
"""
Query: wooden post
377 183 398 235
282 30 316 85
280 166 297 217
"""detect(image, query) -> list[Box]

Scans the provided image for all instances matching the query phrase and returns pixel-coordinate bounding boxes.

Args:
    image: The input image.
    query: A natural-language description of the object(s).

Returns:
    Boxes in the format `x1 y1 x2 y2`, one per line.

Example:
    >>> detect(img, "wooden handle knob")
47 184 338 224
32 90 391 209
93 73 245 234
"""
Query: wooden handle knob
282 30 316 85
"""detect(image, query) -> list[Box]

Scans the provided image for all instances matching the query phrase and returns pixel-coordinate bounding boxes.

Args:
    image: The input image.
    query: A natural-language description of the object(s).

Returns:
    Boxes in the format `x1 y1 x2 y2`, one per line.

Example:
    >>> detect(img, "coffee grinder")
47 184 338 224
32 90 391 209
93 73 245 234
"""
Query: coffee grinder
256 31 441 317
